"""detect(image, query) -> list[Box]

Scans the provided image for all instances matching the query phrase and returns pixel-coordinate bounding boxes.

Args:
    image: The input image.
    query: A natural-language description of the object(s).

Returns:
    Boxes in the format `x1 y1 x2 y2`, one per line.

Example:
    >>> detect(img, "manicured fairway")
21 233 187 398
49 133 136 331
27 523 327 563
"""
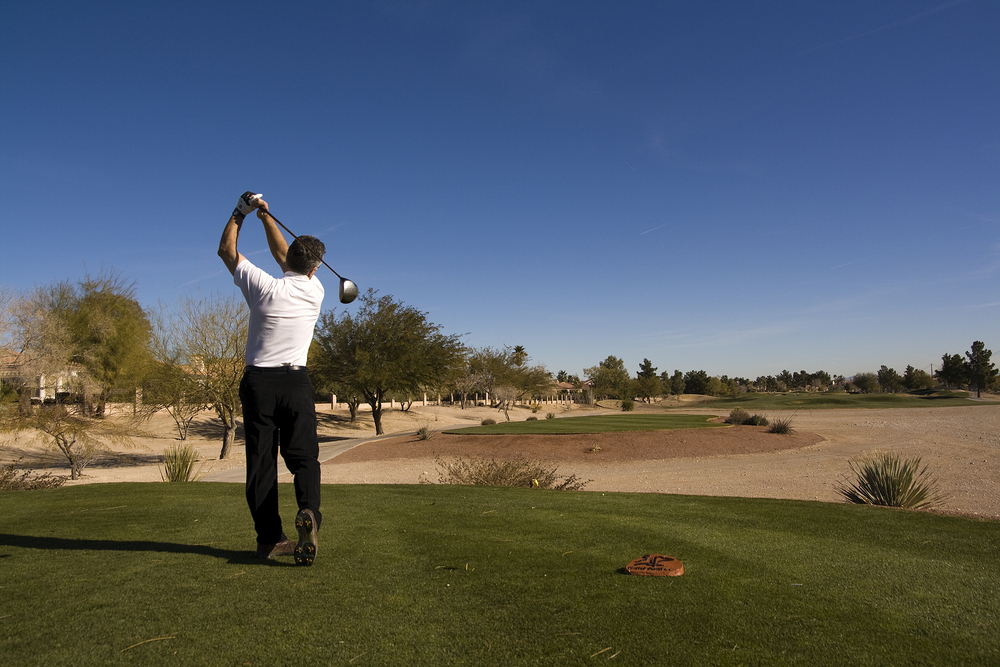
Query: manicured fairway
1 483 997 666
445 413 726 435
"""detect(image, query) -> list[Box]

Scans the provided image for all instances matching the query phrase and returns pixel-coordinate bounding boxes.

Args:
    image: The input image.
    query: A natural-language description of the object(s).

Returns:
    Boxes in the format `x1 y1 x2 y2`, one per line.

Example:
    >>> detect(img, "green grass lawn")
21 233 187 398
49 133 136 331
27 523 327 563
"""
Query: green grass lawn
686 390 996 411
445 413 726 435
1 483 997 666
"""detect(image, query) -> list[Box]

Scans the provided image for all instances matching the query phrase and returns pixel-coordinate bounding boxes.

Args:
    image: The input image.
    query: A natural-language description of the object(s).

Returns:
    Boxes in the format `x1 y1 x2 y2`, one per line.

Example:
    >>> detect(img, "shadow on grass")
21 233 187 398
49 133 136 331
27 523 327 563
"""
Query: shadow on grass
0 533 299 566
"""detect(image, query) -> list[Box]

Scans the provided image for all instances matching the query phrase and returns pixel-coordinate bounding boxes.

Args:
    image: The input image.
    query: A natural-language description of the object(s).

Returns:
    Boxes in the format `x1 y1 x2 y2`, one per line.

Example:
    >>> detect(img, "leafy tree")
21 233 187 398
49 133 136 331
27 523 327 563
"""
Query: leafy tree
460 346 548 415
668 370 684 395
143 361 207 440
659 370 684 395
3 403 137 480
902 365 935 391
634 359 661 403
718 376 741 396
0 282 144 478
584 356 631 400
877 365 903 393
637 358 657 379
934 353 968 390
311 290 464 435
777 370 793 389
306 346 364 420
0 285 72 411
57 273 154 416
143 307 208 440
634 375 663 403
465 347 515 401
451 361 480 410
965 341 997 398
790 370 811 389
682 370 710 395
852 372 879 394
176 294 248 458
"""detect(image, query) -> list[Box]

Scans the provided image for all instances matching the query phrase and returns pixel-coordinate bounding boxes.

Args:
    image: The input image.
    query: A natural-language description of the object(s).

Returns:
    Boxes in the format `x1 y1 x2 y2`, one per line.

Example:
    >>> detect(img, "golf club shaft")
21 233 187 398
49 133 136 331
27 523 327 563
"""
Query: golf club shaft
258 209 344 280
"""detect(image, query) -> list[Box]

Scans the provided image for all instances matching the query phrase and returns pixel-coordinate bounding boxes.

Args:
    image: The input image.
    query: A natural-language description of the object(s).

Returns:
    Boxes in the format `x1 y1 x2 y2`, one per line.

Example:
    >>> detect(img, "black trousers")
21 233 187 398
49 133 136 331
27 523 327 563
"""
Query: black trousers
239 367 322 545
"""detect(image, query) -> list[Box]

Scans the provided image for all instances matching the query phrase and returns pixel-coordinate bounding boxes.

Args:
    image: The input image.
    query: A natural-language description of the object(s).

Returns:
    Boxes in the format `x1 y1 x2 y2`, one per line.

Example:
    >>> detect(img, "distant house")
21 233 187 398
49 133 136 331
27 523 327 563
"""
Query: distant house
0 347 78 402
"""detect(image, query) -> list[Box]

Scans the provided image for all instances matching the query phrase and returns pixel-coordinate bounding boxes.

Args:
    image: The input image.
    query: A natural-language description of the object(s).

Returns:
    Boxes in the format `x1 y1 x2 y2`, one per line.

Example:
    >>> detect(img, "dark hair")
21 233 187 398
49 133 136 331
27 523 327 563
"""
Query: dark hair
287 235 326 275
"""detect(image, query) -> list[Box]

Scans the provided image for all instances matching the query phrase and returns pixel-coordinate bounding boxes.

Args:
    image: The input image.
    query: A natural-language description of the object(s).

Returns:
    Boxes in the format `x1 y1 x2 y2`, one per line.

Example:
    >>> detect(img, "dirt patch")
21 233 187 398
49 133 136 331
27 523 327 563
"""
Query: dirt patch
328 426 824 464
4 400 997 520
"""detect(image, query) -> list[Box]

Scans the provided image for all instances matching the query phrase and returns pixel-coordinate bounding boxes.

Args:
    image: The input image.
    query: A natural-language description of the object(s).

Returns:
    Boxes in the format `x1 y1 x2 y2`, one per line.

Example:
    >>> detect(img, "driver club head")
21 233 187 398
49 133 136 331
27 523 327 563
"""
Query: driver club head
339 278 358 304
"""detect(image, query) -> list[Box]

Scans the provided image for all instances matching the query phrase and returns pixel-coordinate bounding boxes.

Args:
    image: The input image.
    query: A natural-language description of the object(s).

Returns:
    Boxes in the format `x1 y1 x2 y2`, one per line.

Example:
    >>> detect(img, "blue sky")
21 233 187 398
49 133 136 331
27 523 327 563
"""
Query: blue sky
2 1 997 380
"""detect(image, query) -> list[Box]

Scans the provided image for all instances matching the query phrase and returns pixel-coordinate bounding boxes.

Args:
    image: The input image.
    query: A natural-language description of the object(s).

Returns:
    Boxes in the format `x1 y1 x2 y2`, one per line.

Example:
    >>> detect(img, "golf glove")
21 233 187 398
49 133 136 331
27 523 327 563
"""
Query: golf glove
234 191 262 217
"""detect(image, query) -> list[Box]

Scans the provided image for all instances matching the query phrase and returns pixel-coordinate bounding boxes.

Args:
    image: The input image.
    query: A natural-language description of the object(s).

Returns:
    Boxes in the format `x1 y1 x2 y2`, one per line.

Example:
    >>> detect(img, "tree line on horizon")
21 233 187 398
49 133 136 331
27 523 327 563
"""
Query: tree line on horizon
575 343 998 405
1 275 997 476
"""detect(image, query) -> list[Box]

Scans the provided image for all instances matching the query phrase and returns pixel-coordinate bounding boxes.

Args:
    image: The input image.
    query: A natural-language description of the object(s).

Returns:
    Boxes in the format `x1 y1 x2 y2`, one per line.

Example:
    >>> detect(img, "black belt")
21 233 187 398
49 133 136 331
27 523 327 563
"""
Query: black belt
245 365 308 372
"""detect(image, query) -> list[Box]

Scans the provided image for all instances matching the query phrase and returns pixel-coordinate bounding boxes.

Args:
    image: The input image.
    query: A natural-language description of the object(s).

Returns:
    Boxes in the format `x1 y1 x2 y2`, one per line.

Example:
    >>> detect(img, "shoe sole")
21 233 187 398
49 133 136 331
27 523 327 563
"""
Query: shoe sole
294 509 318 566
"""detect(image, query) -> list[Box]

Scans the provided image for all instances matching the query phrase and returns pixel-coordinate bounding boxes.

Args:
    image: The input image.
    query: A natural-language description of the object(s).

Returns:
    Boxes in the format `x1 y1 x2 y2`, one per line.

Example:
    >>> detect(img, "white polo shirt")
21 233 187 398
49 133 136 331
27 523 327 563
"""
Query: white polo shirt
234 259 325 367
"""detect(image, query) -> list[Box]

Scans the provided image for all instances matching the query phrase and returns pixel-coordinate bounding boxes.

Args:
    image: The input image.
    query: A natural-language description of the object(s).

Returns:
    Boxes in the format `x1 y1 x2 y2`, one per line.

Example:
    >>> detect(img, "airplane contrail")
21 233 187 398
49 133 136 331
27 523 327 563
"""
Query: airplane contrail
799 0 969 55
640 224 666 235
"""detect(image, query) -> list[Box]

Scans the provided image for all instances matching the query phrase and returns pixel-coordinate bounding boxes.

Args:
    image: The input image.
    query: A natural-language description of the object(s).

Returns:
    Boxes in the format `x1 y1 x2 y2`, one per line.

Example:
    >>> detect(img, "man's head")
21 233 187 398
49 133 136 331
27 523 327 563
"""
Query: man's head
287 236 326 275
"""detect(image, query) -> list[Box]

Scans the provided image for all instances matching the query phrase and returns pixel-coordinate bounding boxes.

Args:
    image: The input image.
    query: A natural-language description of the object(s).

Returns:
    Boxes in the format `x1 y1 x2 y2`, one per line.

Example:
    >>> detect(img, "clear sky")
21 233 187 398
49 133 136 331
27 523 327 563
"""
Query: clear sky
2 1 997 381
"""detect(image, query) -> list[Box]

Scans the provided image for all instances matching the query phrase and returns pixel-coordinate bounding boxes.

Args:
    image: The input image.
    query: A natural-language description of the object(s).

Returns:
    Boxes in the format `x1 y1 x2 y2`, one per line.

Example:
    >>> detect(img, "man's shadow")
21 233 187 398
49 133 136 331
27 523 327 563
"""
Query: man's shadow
0 533 297 566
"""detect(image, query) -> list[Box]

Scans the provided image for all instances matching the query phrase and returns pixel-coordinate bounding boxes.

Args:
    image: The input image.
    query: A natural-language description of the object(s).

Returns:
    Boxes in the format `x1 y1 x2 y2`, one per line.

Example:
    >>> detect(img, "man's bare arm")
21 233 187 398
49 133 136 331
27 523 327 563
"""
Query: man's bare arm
218 211 247 276
256 199 290 274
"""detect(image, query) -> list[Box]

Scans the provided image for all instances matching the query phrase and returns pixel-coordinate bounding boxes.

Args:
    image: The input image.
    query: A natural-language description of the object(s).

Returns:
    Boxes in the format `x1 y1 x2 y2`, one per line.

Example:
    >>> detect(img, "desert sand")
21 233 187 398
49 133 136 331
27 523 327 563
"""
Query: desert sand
2 397 997 519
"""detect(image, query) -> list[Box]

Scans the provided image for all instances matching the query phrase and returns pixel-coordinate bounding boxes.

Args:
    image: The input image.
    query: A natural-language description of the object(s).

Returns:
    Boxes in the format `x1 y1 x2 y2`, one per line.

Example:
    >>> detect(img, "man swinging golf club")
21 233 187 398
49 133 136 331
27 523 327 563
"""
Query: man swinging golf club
218 191 326 565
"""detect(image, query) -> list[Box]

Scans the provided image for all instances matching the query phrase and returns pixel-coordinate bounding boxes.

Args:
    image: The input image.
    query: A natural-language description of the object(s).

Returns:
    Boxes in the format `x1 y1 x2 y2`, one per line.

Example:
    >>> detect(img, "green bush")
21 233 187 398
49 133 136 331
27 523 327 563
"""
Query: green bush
0 460 67 490
159 444 206 482
428 456 588 491
620 398 634 412
725 409 768 426
545 412 555 420
726 408 750 424
836 452 948 509
526 416 538 421
481 418 496 426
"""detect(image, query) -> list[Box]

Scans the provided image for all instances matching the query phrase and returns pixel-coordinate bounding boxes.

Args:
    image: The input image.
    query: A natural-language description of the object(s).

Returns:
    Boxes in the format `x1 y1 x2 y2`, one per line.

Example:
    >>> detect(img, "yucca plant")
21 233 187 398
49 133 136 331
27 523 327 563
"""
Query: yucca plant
836 451 947 509
416 426 432 440
767 416 793 434
160 443 206 482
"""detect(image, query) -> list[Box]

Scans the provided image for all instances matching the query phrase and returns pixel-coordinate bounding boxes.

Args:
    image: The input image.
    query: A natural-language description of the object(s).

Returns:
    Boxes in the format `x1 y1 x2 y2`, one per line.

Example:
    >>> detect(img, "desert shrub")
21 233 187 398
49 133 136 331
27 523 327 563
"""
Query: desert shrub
481 418 496 426
767 416 793 434
726 408 750 425
531 405 540 413
0 460 67 490
429 456 589 491
836 452 947 509
546 413 555 420
526 416 538 421
159 444 206 482
416 426 432 440
620 398 634 412
747 414 769 426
